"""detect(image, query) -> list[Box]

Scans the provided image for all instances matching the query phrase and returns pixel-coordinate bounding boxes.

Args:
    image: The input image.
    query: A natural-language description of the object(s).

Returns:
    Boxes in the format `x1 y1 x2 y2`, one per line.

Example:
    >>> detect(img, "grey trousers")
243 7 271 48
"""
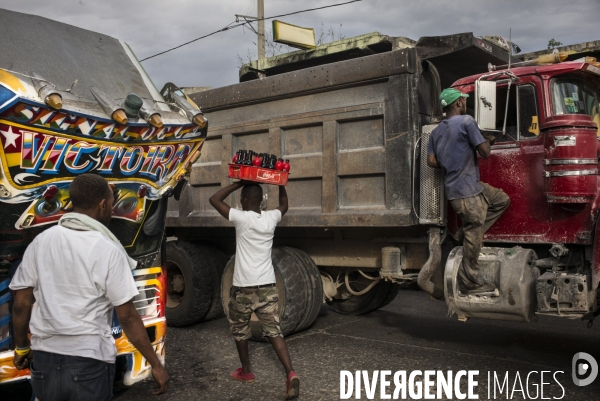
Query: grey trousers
450 183 510 287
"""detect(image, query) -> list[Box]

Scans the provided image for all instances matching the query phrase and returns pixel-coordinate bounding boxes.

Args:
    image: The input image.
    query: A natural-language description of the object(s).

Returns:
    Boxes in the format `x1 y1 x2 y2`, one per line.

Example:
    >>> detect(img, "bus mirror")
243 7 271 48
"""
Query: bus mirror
475 80 496 129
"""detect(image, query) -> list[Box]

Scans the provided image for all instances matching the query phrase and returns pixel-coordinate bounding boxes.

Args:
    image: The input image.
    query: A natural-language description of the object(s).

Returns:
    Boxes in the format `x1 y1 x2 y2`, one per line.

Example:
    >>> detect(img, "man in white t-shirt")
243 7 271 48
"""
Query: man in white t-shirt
10 174 169 400
209 181 299 400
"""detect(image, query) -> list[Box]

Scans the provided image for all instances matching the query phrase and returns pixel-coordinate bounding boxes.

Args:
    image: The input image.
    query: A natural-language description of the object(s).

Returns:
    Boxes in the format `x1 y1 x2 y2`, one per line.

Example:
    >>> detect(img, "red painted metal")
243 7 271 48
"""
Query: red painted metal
542 114 599 130
452 62 590 88
447 62 600 249
228 164 289 186
543 119 597 203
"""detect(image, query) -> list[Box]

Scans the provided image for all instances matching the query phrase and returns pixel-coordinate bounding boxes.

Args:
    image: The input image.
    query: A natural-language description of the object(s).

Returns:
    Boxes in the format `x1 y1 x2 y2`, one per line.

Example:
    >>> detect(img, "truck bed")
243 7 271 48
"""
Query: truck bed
168 48 420 228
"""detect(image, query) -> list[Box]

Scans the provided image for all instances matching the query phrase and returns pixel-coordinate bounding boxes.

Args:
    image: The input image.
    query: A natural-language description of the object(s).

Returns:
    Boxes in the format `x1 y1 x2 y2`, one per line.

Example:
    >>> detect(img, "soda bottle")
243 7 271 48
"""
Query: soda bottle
232 150 240 164
253 153 262 167
275 158 283 171
282 159 290 172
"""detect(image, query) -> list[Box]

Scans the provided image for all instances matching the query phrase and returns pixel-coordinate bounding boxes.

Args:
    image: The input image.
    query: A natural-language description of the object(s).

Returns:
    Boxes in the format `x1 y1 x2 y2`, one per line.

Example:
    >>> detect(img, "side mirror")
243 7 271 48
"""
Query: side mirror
475 80 496 129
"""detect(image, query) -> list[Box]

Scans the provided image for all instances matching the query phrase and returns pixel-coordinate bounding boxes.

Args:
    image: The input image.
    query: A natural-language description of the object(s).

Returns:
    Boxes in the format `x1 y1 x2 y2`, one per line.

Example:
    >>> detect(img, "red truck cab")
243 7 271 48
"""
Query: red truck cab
443 59 600 319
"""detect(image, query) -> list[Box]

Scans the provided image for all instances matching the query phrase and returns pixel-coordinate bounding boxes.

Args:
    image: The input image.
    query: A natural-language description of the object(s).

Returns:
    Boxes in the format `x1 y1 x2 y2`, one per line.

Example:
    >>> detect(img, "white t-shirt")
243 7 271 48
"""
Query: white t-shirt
229 208 282 286
9 225 139 363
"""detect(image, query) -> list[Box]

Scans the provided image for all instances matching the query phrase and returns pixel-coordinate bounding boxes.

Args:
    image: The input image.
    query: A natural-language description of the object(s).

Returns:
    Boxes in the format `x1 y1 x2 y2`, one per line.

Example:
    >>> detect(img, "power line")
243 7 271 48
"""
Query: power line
139 0 363 62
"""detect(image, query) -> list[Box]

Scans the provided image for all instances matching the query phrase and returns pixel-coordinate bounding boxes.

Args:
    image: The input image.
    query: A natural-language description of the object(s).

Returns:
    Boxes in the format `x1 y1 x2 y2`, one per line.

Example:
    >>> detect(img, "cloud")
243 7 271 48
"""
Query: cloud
0 0 598 90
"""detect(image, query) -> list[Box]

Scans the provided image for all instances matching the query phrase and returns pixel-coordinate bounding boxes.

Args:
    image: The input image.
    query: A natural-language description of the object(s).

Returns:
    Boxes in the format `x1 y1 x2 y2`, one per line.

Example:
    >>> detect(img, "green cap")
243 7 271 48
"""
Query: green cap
440 88 469 107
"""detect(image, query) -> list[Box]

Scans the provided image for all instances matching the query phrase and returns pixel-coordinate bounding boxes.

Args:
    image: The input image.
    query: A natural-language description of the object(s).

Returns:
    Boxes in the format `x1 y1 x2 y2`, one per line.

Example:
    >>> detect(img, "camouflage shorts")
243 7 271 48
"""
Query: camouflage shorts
227 285 283 341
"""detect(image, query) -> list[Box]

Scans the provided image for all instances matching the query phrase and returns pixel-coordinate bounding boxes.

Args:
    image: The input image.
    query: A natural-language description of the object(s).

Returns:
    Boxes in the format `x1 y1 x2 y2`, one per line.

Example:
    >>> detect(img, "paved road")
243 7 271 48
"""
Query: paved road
5 288 600 400
114 288 600 401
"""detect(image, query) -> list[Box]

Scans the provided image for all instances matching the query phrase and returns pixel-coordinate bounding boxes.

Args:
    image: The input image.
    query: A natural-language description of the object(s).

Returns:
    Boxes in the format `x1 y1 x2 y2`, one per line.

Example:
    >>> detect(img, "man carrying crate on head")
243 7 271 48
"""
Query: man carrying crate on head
209 181 299 400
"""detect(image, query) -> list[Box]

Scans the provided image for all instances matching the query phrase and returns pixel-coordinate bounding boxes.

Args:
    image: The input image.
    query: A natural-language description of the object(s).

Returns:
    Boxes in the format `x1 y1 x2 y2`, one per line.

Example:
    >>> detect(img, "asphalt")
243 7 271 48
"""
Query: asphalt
3 287 600 400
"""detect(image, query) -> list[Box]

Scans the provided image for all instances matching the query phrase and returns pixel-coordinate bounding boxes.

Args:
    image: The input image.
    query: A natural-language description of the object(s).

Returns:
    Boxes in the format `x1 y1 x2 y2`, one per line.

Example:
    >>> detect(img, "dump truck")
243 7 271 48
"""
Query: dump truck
0 10 206 387
165 32 600 337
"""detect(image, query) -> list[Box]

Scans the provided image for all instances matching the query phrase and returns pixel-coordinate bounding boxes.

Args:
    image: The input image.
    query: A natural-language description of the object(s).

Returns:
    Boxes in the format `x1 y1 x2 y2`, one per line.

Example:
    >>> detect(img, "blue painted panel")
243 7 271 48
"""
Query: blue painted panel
0 85 15 105
0 292 11 306
0 336 11 349
0 313 11 327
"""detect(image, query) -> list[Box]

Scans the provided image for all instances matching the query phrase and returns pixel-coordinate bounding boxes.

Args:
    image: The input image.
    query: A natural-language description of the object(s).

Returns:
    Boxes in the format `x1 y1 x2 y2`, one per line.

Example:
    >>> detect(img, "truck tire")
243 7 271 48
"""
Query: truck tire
165 241 215 326
376 282 400 310
327 279 398 315
221 247 307 341
279 246 323 332
202 246 228 321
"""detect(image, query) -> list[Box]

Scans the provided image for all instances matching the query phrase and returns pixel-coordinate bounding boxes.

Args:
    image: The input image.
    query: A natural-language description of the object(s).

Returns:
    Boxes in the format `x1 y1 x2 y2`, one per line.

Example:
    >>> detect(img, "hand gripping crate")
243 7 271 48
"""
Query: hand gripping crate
228 164 289 186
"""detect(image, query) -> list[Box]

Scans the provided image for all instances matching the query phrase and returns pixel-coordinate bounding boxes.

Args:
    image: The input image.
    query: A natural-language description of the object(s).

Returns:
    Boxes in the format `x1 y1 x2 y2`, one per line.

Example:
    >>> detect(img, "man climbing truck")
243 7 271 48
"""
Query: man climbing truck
0 10 207 389
427 88 511 296
165 32 600 336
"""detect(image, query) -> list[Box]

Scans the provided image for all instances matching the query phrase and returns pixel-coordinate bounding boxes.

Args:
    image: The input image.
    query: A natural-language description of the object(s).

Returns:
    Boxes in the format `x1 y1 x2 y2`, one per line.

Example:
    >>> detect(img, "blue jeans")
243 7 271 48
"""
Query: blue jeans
30 351 116 401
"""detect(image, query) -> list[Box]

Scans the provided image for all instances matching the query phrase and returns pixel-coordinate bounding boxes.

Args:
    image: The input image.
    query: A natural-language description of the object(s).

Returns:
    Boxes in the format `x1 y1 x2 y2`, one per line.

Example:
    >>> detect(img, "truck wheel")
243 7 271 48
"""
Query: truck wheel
376 282 400 310
221 247 307 341
327 274 397 315
279 246 323 332
165 241 215 326
202 246 228 321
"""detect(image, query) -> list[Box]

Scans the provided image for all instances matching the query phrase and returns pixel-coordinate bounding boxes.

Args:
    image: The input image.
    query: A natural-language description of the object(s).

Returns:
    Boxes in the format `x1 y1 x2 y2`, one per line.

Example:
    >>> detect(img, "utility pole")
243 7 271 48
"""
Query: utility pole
235 0 266 78
257 0 265 61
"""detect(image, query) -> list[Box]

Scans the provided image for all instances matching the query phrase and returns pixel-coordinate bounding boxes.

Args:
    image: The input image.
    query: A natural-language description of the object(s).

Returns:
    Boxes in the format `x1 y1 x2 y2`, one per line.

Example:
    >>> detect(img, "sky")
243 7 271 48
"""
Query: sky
1 0 598 90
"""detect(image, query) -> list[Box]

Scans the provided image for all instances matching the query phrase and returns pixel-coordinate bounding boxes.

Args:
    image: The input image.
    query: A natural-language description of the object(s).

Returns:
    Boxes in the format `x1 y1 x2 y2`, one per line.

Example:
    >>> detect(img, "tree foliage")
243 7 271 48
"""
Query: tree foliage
547 38 563 49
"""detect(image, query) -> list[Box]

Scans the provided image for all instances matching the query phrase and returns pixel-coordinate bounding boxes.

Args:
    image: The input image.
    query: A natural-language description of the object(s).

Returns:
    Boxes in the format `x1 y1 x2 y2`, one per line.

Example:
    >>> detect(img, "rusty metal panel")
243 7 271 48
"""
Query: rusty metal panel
337 148 385 176
170 72 423 228
167 195 180 217
286 179 323 210
322 121 337 214
280 125 324 211
191 49 417 111
233 131 270 154
338 118 384 150
190 164 221 186
197 137 222 164
284 155 323 179
190 185 221 213
190 137 222 186
267 127 283 210
338 175 386 208
384 74 418 213
203 83 387 129
404 244 429 270
282 125 323 156
416 32 518 88
175 210 413 227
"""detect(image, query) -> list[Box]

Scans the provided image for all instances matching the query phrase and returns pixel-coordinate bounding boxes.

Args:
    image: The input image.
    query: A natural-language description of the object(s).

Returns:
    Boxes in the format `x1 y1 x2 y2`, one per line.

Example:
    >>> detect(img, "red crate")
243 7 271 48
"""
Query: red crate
228 164 289 186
